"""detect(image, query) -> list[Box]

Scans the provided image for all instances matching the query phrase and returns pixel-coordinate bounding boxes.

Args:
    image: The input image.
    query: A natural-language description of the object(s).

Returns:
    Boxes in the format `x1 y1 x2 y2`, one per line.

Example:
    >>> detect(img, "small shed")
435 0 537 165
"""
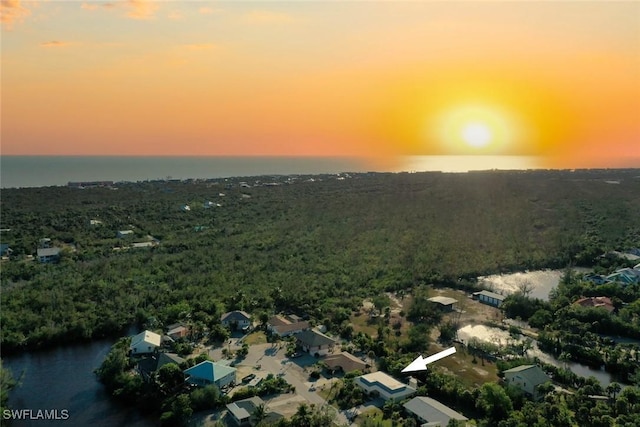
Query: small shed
428 296 458 312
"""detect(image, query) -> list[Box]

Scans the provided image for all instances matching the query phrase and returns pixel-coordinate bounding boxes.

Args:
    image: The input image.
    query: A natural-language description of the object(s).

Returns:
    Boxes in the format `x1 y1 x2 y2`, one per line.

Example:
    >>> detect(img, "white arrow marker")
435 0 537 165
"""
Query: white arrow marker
402 346 456 373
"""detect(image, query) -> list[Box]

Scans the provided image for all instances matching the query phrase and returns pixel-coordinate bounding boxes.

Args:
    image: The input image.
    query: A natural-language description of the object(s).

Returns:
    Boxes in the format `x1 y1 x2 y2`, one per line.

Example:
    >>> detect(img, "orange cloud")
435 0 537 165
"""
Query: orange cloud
125 0 157 20
1 0 31 29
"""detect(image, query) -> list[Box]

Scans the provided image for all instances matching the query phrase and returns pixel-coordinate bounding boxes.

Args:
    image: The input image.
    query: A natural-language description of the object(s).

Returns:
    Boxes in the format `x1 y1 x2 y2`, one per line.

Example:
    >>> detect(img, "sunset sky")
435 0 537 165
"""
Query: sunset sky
2 1 639 170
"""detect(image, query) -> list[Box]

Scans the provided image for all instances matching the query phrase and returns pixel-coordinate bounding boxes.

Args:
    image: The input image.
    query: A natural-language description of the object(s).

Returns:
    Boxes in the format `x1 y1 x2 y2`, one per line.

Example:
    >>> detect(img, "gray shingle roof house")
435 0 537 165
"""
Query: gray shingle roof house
221 311 251 330
504 364 551 400
156 353 186 371
226 396 264 426
295 329 336 356
404 396 468 426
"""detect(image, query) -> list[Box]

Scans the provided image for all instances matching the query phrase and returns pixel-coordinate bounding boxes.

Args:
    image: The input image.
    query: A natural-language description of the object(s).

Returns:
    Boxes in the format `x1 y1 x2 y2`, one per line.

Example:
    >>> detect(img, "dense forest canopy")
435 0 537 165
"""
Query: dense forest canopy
1 169 639 352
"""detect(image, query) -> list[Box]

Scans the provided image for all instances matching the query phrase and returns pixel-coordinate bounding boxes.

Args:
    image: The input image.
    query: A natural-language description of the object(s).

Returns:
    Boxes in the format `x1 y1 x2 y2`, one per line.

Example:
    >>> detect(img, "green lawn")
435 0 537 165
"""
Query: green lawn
354 408 393 427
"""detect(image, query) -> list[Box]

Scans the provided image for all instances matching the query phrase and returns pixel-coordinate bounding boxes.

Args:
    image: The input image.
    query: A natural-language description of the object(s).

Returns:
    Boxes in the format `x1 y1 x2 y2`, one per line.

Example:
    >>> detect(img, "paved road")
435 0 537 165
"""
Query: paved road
209 342 352 426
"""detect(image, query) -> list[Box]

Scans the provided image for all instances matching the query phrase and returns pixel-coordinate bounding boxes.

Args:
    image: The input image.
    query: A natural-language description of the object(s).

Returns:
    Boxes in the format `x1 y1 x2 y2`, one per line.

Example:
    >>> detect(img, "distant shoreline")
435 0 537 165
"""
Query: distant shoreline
1 155 638 189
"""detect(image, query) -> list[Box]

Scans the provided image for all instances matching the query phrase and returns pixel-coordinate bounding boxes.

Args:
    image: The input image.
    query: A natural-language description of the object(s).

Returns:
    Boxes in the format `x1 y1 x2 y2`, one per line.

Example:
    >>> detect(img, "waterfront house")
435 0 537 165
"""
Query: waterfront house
606 270 639 286
404 396 469 426
583 273 606 285
184 360 236 388
472 290 506 307
574 296 615 313
295 329 336 356
354 371 416 401
155 353 186 371
130 330 161 355
221 311 252 330
503 364 551 400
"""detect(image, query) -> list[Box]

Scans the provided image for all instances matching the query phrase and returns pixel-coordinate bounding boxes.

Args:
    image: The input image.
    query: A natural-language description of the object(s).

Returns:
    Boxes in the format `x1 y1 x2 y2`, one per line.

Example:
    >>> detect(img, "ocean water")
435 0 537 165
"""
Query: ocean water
0 155 552 188
0 156 372 188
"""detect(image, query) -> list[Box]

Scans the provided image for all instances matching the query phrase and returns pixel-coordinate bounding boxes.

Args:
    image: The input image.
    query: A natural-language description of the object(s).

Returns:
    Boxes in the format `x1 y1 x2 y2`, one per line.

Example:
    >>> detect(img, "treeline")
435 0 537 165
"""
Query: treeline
1 170 640 352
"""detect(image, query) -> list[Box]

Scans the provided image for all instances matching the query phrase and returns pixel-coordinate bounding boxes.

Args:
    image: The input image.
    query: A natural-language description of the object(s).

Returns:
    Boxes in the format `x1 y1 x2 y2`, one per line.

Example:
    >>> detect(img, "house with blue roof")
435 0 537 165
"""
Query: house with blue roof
606 268 640 286
184 360 236 388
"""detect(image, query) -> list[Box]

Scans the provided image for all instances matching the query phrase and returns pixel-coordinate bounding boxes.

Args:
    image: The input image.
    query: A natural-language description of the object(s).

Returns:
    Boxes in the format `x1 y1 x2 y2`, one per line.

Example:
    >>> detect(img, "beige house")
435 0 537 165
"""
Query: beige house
324 352 369 374
130 330 161 355
504 365 551 400
354 371 416 401
267 315 309 337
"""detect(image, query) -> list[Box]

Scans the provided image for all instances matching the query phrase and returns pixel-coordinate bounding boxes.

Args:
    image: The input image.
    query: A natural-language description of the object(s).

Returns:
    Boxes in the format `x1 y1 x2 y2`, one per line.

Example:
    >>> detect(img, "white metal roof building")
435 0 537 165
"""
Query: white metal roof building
404 396 468 426
354 371 416 401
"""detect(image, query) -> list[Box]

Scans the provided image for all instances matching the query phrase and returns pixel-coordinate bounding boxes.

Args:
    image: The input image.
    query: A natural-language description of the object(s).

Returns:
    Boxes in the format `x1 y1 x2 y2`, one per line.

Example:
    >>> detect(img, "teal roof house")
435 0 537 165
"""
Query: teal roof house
184 360 237 388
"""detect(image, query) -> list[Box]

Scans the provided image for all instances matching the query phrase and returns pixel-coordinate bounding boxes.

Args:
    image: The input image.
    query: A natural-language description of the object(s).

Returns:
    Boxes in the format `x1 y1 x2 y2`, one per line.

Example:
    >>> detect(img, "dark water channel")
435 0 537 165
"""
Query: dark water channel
4 338 155 427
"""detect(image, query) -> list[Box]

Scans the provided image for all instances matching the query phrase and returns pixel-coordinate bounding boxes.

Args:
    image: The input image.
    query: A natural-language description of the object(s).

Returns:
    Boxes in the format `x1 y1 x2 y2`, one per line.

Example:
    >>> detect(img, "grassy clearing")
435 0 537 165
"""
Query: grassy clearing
350 311 380 337
244 331 267 345
434 344 500 387
354 408 392 426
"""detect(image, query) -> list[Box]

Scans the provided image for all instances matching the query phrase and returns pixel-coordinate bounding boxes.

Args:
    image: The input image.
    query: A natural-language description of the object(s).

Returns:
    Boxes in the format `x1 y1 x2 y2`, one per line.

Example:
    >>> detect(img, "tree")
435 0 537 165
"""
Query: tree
0 361 19 416
290 403 312 427
402 324 431 353
606 382 622 401
156 364 184 397
372 295 391 314
476 383 513 422
258 312 269 330
516 279 534 298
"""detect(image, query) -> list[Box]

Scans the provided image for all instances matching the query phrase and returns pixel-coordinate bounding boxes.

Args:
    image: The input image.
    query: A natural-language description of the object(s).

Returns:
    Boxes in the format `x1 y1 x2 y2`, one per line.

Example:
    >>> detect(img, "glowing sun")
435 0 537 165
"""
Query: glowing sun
461 122 492 148
431 103 519 154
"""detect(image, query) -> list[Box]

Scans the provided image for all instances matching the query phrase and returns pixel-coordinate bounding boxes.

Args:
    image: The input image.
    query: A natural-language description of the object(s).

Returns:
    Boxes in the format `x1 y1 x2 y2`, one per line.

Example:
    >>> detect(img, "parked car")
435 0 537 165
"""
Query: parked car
242 374 256 383
289 352 303 358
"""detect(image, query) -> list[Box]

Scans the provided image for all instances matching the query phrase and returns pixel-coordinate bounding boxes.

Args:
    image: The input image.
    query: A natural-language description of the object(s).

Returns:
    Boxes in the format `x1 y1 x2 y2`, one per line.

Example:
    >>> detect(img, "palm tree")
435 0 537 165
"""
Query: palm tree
606 382 622 401
291 403 311 427
251 403 267 426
